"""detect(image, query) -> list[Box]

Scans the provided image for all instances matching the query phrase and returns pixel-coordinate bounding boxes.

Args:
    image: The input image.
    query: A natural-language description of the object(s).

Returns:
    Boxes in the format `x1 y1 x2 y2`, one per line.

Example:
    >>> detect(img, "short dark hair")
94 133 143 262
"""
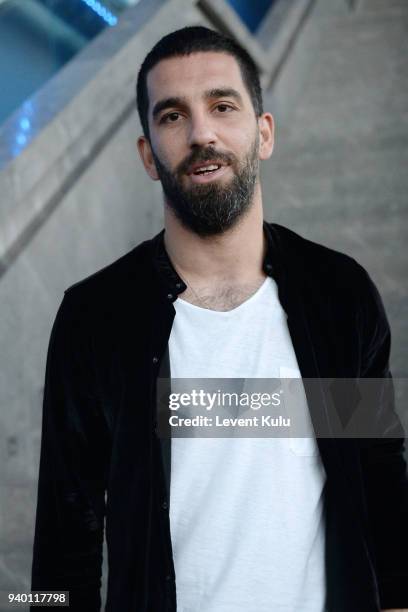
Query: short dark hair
136 26 263 139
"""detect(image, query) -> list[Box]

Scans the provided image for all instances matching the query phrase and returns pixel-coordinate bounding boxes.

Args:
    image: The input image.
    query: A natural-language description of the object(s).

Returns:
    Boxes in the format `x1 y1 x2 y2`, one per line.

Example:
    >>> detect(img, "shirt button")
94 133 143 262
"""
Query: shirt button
167 293 173 300
162 501 168 510
165 574 172 582
152 356 159 364
175 283 182 289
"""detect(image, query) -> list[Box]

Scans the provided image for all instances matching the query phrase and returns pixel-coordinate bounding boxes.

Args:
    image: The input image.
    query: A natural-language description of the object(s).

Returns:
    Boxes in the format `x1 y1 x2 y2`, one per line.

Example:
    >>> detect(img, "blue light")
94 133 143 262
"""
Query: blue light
16 133 27 146
80 0 118 26
20 118 31 131
10 100 36 159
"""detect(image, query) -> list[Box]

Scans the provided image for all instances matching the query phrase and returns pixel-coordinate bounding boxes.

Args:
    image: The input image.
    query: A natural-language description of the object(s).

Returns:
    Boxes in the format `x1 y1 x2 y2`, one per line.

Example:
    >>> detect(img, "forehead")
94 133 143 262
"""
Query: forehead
146 51 249 107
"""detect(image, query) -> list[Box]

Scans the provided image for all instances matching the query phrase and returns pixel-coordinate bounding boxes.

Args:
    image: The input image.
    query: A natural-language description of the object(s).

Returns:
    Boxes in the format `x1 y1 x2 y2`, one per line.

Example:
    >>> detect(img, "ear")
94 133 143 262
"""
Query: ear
258 112 274 160
137 135 160 180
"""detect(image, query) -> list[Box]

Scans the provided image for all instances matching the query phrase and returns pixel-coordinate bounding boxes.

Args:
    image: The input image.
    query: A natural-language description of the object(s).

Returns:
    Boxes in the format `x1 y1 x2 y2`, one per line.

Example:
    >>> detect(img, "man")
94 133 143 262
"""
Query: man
31 26 408 611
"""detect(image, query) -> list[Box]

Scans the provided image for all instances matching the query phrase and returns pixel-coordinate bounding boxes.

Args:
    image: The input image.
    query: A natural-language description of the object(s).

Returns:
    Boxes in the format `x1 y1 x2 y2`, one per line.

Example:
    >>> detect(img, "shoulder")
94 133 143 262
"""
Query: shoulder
61 228 164 313
52 232 161 333
268 222 374 295
269 222 390 344
65 237 153 299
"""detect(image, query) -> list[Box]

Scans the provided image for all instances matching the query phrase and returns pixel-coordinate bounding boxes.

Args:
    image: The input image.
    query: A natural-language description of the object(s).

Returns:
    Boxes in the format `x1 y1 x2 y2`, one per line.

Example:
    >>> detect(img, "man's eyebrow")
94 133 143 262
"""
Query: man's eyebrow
152 96 187 121
203 87 243 104
151 88 244 121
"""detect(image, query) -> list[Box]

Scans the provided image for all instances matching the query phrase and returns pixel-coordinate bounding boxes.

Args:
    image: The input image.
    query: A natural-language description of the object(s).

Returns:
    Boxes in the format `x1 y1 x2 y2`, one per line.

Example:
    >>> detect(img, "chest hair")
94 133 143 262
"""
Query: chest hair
179 279 266 312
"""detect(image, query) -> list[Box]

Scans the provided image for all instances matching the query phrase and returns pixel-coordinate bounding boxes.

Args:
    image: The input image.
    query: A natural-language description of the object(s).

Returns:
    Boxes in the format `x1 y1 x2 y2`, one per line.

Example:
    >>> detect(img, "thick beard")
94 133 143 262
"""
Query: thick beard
151 134 260 237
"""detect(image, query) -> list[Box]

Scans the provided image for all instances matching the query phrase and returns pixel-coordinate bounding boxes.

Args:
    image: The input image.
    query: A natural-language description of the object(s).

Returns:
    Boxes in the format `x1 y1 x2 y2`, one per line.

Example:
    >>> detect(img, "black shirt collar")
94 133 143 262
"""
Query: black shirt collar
150 220 285 303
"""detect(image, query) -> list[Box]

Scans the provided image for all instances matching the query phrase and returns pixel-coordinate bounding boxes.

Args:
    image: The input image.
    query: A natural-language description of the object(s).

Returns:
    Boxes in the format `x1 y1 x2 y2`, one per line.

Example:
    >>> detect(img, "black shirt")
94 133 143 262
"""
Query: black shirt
31 222 408 611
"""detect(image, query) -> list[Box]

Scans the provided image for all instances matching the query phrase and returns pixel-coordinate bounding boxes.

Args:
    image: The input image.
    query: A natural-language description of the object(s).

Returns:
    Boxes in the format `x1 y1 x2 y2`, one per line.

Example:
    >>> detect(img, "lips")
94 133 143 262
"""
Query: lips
187 161 227 176
187 163 230 184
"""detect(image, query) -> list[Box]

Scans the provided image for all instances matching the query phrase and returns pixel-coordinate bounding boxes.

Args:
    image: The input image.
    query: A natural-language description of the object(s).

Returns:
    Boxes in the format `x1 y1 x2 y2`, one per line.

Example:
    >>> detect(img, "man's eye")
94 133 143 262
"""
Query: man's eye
216 104 233 113
161 112 180 123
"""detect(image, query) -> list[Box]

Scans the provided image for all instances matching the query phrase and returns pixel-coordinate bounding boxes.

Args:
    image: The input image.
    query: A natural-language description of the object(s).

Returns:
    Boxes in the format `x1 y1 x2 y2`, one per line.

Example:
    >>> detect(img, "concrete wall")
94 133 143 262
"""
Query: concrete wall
263 0 408 378
0 0 406 607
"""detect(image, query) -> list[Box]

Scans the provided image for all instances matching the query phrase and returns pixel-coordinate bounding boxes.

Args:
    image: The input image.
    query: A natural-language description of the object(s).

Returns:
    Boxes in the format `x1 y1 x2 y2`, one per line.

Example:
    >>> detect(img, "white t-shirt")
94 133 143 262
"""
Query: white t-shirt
168 277 327 612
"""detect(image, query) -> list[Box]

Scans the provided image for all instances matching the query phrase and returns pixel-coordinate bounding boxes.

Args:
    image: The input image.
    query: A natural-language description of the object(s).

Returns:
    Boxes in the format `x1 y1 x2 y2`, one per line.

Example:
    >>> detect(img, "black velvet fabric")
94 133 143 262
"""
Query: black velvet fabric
31 222 408 611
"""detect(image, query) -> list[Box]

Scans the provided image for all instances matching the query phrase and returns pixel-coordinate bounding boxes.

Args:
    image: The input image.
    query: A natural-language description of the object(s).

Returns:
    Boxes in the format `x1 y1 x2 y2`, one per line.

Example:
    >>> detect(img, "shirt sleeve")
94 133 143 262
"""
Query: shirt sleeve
31 290 110 611
357 267 408 609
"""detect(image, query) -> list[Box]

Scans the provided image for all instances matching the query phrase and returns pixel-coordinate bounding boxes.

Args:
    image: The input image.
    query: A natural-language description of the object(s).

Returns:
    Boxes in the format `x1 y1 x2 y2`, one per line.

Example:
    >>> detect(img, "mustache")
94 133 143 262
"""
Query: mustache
177 146 237 175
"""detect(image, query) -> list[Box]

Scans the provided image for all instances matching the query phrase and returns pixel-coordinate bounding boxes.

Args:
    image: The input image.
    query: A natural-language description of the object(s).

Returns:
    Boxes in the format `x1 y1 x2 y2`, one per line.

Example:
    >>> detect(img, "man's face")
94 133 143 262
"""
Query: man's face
140 52 262 236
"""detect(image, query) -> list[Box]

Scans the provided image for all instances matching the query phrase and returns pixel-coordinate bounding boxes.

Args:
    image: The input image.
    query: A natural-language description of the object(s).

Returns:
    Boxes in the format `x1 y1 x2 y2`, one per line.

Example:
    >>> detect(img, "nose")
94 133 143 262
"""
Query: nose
187 110 217 149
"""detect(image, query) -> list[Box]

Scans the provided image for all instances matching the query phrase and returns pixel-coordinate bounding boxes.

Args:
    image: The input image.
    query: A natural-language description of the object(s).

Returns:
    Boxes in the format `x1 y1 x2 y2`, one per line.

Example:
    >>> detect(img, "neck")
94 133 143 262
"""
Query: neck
163 182 266 285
